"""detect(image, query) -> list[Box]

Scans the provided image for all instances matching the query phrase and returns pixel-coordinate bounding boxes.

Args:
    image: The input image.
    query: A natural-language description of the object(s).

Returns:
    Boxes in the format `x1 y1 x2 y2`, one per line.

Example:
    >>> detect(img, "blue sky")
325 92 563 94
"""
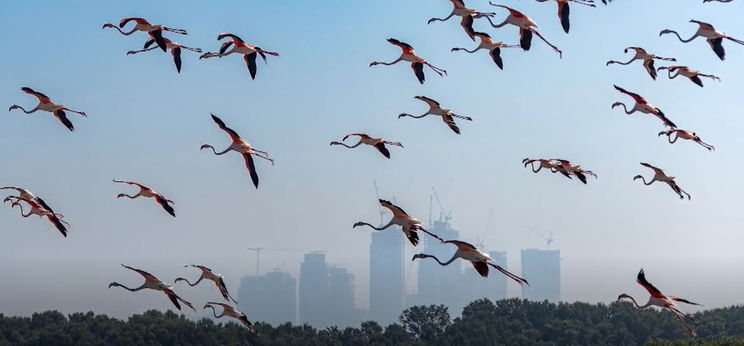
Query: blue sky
1 0 744 318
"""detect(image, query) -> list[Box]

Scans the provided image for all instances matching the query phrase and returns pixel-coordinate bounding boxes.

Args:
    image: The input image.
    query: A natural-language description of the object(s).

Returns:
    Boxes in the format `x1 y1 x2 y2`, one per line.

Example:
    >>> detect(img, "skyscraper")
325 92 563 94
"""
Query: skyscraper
238 270 296 325
299 252 329 326
415 218 472 313
369 229 404 325
298 252 360 328
327 266 359 327
521 249 561 302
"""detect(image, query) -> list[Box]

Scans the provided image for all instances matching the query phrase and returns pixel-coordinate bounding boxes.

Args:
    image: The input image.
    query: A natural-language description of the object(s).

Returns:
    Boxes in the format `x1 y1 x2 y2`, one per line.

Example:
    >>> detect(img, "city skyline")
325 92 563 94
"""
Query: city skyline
234 214 535 327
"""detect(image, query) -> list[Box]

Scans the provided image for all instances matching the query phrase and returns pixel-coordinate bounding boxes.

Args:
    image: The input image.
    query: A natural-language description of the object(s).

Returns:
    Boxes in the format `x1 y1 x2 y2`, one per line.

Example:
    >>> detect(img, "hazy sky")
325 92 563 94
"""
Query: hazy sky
1 0 744 320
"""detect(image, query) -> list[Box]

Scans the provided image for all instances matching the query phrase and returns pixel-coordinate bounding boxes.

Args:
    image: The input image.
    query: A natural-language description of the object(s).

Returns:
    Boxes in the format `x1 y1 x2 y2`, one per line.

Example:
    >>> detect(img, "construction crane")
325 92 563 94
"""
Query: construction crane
525 225 555 249
246 247 303 276
476 207 494 250
373 181 386 227
428 195 433 228
431 187 452 223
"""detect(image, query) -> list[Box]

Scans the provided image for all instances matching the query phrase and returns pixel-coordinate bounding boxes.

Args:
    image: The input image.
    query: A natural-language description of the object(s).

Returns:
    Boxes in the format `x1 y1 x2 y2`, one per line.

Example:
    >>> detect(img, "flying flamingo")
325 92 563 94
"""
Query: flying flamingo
369 38 447 84
113 180 176 217
3 196 68 237
330 133 403 159
204 302 255 330
102 17 187 52
451 32 521 69
485 3 562 57
657 66 720 87
413 240 529 286
353 199 443 246
522 158 570 178
660 20 744 60
175 265 238 304
427 0 497 40
534 0 597 34
199 33 279 80
399 96 472 134
618 269 700 337
612 85 677 128
127 37 202 73
108 264 195 311
8 87 87 132
658 129 715 151
1 187 56 214
606 47 676 80
201 114 274 189
633 162 691 200
555 159 598 184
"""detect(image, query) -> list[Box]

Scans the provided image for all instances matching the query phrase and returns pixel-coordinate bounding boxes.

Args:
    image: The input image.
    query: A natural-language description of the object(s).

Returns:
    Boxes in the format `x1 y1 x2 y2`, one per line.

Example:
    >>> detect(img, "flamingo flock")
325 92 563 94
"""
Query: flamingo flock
4 0 738 338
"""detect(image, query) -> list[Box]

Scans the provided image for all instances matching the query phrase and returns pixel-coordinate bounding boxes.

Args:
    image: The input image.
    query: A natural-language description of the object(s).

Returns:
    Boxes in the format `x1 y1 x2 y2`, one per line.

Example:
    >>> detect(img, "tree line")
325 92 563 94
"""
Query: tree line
2 298 744 345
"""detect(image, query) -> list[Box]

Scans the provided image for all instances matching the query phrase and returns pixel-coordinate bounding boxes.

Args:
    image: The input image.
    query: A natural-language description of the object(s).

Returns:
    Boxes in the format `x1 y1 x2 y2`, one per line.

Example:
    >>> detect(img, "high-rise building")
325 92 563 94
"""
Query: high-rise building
369 229 404 325
415 219 472 313
327 266 359 327
298 252 360 328
238 270 296 325
521 249 561 302
299 252 329 326
466 250 508 302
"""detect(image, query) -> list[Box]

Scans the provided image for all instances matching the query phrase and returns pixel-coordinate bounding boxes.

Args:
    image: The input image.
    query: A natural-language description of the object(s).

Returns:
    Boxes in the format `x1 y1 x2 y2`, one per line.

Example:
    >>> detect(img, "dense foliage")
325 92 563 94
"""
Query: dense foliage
2 298 744 345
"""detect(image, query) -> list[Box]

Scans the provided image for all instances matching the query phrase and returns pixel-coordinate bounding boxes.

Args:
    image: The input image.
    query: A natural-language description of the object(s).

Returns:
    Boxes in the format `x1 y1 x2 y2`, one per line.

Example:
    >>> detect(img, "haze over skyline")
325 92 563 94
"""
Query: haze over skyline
2 0 744 322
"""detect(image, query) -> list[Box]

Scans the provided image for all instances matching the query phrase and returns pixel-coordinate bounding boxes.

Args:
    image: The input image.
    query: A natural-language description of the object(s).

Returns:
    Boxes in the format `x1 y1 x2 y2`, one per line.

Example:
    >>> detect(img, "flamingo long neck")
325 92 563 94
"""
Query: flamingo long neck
669 30 697 43
617 103 633 114
111 26 136 35
530 163 542 173
402 113 429 119
202 145 231 155
637 176 654 185
432 11 455 23
614 58 635 65
14 106 38 114
623 295 645 309
178 276 203 287
376 57 402 66
19 205 32 218
338 141 362 149
114 283 145 292
206 305 225 318
372 220 395 231
485 16 509 28
423 253 459 266
356 220 394 231
668 132 679 143
457 47 480 53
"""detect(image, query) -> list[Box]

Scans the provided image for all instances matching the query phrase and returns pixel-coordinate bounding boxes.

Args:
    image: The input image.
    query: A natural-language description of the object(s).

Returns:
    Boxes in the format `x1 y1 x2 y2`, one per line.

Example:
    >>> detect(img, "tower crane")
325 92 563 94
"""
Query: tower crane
525 225 555 249
246 247 303 276
431 187 452 223
476 207 494 250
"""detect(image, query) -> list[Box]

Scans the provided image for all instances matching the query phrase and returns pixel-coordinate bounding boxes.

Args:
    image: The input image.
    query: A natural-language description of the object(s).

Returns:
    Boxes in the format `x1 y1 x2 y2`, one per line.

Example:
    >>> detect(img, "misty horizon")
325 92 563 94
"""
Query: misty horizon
2 0 744 334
